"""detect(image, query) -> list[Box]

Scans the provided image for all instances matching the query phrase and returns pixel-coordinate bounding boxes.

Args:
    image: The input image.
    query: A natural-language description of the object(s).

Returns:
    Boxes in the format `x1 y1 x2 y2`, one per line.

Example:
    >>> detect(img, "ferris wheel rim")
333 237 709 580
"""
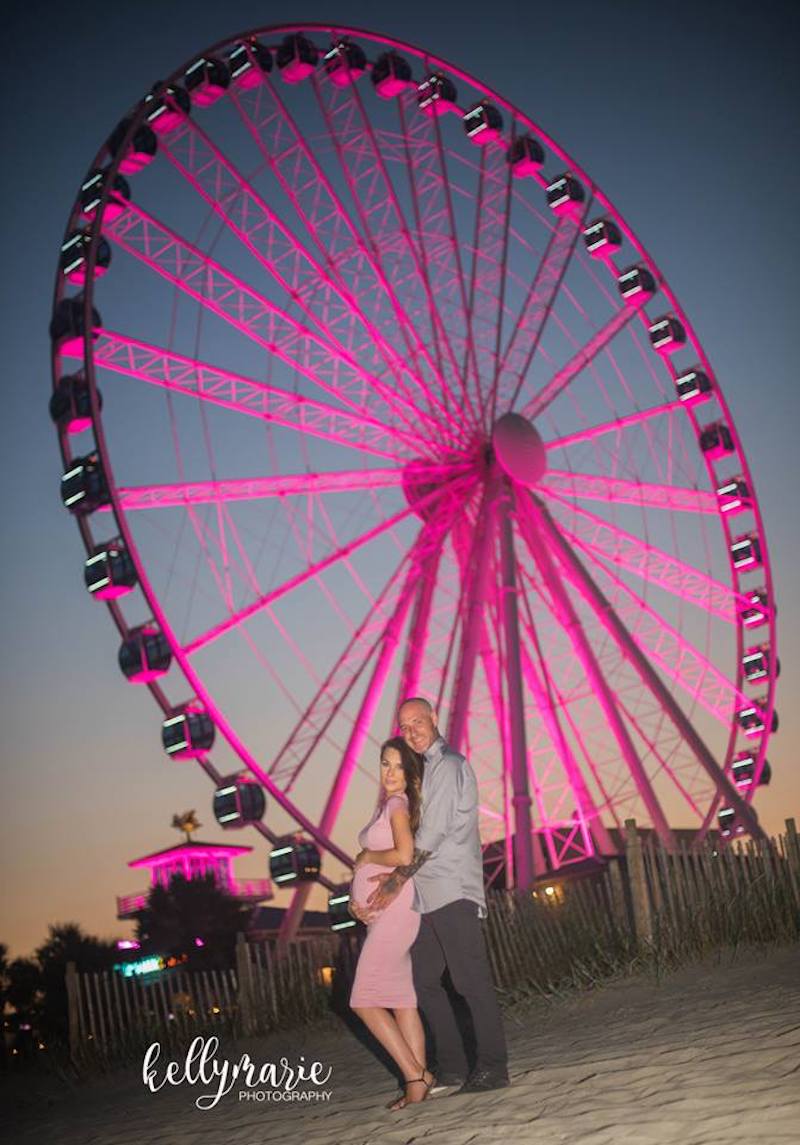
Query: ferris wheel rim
50 22 777 870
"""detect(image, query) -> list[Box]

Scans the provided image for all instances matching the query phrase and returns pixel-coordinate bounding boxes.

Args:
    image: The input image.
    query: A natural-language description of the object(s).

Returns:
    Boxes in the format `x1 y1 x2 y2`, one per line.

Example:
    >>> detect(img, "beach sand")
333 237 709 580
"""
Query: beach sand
5 942 799 1145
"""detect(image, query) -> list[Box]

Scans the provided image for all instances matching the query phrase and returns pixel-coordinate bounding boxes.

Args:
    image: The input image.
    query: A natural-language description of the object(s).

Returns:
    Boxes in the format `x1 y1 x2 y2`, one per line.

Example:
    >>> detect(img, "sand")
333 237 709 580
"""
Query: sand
5 942 799 1145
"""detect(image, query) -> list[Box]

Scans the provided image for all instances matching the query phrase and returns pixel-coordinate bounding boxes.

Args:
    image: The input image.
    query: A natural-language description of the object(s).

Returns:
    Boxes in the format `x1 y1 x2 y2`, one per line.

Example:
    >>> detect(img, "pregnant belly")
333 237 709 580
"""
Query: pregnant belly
351 862 412 911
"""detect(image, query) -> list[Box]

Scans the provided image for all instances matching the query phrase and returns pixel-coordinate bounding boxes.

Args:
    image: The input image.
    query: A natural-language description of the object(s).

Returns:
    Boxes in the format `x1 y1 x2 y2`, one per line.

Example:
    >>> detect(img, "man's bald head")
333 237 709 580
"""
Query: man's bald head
397 696 439 754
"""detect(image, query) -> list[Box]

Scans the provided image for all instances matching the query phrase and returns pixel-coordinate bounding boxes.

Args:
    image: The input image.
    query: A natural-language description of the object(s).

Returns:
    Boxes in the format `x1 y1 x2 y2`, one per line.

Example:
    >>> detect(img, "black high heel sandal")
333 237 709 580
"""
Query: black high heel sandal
387 1069 435 1111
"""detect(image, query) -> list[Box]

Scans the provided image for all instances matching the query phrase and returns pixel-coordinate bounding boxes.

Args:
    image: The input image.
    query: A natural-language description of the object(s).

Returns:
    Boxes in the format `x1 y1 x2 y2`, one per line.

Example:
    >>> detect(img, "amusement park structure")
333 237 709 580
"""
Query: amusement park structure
50 24 778 942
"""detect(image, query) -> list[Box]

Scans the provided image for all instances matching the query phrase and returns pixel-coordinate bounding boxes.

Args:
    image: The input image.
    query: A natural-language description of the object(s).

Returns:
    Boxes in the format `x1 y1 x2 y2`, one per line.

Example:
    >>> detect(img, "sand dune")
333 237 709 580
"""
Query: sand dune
6 942 799 1144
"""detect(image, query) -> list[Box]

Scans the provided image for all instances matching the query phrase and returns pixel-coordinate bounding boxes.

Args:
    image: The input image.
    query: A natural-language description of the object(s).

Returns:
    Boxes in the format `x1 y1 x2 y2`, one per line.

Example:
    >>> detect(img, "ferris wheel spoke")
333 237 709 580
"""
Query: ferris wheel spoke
229 78 456 433
518 294 649 422
393 538 446 710
395 95 480 418
522 610 624 839
515 589 618 857
158 114 432 424
270 500 458 790
102 202 453 448
494 206 588 415
275 512 454 942
463 140 515 422
89 329 420 461
306 542 433 826
515 493 677 850
269 551 410 790
540 472 717 514
311 72 482 431
544 493 744 620
527 493 766 841
115 464 459 512
182 472 475 657
570 539 747 726
614 694 707 822
547 400 683 453
175 500 328 692
220 504 328 685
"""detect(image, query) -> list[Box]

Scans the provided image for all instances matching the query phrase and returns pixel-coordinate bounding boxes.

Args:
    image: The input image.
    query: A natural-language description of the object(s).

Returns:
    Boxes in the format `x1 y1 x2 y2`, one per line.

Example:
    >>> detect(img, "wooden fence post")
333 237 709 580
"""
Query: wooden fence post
66 961 80 1063
605 857 629 935
625 819 652 946
235 932 255 1038
784 819 800 908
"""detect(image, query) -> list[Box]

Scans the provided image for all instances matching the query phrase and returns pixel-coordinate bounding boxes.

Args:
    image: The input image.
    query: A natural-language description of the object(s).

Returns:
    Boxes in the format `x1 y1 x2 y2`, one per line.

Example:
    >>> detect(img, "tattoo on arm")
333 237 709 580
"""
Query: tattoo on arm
390 848 432 884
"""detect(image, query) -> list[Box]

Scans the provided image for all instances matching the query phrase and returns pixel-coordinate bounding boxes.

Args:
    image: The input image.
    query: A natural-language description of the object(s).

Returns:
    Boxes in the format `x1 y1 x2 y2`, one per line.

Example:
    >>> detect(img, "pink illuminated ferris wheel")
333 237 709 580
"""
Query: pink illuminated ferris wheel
50 24 778 940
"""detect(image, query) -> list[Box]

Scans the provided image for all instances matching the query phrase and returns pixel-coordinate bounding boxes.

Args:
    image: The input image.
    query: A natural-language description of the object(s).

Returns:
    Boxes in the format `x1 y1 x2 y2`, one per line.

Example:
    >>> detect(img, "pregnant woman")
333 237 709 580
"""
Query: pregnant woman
349 736 435 1111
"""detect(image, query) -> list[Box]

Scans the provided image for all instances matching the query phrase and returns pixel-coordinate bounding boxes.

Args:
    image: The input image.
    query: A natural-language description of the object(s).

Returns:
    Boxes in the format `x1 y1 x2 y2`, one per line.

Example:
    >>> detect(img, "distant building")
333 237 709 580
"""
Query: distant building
116 837 274 920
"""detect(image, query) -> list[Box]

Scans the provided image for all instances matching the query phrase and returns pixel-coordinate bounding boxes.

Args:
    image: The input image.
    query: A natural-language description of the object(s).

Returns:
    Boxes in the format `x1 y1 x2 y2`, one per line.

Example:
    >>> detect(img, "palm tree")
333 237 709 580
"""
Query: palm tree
34 924 118 1042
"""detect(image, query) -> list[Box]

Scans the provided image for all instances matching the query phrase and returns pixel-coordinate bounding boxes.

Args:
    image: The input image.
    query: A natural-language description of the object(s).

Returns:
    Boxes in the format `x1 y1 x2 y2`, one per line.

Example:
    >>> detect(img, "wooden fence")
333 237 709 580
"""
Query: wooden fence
67 818 800 1064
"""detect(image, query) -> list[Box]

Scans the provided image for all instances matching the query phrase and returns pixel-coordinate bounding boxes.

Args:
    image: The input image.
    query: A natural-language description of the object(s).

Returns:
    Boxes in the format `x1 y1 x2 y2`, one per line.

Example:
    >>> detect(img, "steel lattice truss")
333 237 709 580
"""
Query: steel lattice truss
50 23 778 937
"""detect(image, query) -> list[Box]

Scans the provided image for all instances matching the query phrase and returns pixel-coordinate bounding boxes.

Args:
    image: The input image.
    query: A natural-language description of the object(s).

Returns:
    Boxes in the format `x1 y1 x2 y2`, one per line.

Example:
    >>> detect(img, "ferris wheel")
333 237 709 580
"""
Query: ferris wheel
50 23 779 941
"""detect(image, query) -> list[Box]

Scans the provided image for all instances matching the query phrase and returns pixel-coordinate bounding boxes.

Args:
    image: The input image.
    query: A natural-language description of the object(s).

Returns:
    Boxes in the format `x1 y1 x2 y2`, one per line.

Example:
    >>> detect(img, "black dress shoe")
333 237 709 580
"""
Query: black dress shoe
456 1068 510 1093
429 1071 465 1092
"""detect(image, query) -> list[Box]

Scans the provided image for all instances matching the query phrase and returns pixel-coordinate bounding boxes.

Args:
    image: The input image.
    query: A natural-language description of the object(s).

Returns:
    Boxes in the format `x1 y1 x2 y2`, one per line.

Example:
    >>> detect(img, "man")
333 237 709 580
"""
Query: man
364 696 509 1094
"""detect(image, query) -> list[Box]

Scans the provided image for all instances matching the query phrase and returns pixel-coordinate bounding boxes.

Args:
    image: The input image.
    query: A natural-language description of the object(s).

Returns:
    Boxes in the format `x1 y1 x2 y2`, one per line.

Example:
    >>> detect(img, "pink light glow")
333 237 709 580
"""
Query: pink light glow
158 113 452 431
544 492 746 620
541 472 717 514
517 498 676 851
313 72 483 431
229 76 453 422
268 488 467 791
547 401 683 452
129 842 250 868
519 296 646 421
102 202 458 450
87 329 419 461
183 475 474 657
496 213 584 415
110 463 467 513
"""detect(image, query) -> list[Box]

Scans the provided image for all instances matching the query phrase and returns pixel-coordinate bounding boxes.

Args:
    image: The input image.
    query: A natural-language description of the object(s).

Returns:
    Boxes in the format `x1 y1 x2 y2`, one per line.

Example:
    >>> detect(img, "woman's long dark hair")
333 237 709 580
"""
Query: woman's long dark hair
377 735 424 835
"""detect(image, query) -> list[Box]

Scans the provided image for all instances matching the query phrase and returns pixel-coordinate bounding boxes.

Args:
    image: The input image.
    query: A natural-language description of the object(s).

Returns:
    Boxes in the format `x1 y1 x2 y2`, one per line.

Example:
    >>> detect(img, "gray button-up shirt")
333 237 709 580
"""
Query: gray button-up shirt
411 735 487 918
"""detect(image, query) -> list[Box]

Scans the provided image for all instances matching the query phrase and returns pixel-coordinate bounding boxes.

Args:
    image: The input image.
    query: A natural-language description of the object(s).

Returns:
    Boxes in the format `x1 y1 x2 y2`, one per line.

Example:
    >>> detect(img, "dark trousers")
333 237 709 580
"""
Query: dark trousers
410 897 507 1076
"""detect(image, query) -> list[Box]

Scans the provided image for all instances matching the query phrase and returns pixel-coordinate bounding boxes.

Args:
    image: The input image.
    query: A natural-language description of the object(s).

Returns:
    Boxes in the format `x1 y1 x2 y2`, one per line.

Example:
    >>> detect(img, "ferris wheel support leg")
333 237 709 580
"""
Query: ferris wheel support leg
277 529 439 947
447 476 502 749
530 495 767 844
518 496 677 852
482 620 549 883
498 480 541 887
452 510 544 887
481 639 516 889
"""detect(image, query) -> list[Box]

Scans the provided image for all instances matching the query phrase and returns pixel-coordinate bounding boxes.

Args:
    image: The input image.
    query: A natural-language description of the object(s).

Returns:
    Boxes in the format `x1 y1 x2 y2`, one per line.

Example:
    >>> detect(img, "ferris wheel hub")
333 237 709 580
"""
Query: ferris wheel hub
491 413 546 486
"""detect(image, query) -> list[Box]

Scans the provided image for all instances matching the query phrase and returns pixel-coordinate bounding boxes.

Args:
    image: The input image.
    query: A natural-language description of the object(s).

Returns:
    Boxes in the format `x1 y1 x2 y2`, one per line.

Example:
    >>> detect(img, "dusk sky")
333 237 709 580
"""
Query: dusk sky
2 0 798 960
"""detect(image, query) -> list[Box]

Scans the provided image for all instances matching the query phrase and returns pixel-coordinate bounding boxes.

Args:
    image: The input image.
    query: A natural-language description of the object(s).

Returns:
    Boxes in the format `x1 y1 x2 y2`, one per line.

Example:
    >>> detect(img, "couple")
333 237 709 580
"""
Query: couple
348 696 509 1111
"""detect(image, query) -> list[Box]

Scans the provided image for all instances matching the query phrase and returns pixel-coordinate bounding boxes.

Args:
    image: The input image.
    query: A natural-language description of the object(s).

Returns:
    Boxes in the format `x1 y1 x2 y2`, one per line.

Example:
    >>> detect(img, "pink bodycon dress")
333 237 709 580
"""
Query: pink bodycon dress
349 792 420 1009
